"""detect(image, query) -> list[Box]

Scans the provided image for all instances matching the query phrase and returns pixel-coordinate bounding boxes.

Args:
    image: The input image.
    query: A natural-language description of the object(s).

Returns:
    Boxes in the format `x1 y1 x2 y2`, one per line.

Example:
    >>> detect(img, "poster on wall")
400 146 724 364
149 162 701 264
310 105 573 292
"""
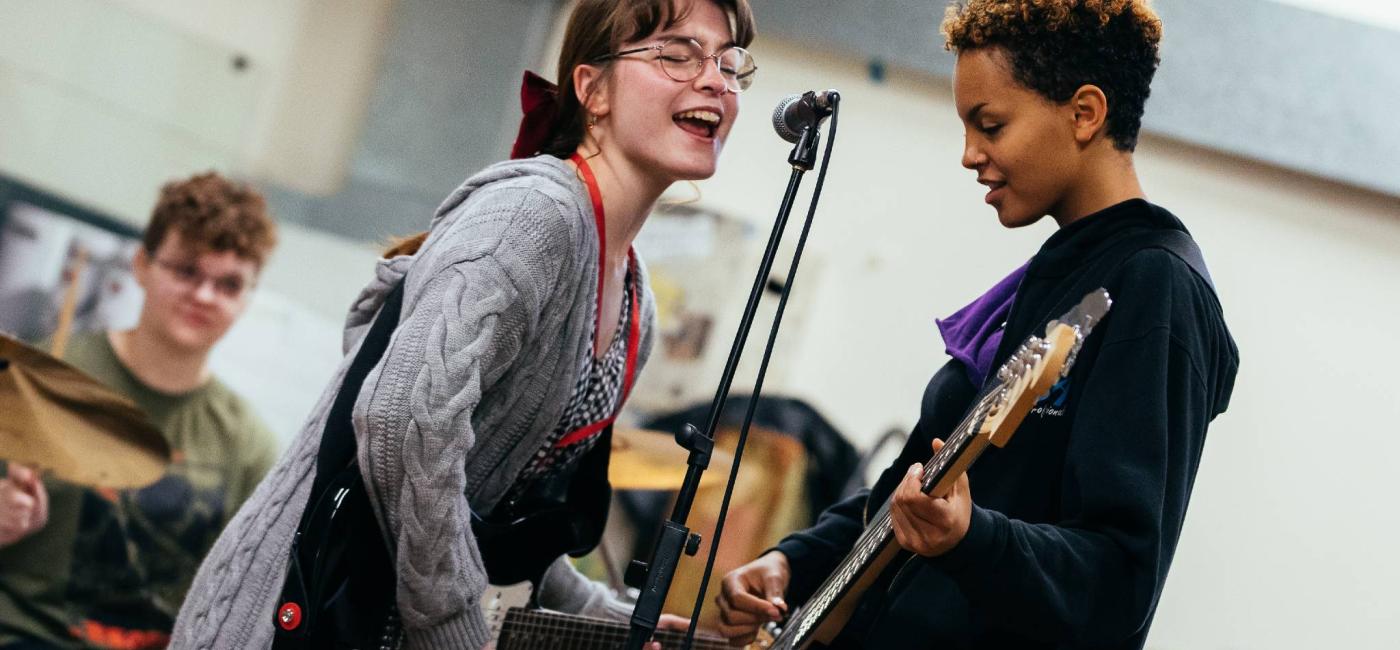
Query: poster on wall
0 201 143 343
626 203 823 416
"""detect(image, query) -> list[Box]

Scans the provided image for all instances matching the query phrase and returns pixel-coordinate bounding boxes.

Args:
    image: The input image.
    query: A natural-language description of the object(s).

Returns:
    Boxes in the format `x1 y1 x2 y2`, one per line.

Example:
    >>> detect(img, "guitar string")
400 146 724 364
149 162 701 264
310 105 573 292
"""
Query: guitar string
773 323 1088 648
500 341 1066 648
775 349 1048 648
772 389 996 649
501 607 729 649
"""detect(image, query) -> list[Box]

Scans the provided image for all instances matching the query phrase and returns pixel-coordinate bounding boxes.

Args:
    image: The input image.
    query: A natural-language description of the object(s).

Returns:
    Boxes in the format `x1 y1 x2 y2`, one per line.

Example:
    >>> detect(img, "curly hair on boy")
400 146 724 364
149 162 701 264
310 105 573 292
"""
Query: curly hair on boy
145 172 278 266
942 0 1163 151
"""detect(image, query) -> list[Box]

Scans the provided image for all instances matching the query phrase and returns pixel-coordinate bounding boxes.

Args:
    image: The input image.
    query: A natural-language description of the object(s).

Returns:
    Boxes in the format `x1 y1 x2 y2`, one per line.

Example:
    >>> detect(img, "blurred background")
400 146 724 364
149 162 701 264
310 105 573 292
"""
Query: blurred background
2 0 1398 647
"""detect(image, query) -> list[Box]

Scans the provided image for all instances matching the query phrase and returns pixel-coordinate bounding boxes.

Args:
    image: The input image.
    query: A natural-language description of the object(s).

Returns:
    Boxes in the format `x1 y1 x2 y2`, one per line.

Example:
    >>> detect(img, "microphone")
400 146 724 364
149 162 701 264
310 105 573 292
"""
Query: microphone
771 90 839 143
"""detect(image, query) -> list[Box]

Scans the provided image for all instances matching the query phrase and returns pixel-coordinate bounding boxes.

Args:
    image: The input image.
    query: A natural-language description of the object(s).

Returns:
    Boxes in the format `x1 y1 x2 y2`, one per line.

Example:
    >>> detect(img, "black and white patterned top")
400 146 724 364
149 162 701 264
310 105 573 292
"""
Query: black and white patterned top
507 270 635 497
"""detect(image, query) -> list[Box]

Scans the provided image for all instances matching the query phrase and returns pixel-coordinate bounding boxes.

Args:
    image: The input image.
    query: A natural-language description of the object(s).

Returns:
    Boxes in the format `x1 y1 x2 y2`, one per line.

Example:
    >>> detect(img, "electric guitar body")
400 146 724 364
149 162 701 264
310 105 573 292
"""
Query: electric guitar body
483 581 732 650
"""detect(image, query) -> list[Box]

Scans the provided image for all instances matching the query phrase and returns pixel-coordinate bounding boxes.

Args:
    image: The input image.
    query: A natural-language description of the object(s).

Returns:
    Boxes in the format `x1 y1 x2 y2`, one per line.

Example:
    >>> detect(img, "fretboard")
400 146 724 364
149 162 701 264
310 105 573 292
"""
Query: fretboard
771 386 1001 649
497 607 731 650
769 287 1107 649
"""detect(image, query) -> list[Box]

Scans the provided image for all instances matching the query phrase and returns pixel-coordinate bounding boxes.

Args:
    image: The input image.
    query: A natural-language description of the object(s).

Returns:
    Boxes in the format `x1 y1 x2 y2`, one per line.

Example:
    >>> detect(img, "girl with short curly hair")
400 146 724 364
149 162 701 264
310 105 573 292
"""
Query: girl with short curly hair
718 2 1238 648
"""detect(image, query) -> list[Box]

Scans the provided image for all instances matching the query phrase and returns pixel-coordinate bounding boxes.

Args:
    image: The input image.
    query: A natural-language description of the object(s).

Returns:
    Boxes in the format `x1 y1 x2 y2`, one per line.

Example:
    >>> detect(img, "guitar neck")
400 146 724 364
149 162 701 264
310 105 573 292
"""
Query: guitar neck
497 607 730 650
771 389 1001 649
769 288 1109 650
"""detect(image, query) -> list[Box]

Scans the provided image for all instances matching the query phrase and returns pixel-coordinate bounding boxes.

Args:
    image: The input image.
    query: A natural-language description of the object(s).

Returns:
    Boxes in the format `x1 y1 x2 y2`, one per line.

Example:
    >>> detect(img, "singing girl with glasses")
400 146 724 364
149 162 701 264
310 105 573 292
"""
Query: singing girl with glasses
171 1 755 648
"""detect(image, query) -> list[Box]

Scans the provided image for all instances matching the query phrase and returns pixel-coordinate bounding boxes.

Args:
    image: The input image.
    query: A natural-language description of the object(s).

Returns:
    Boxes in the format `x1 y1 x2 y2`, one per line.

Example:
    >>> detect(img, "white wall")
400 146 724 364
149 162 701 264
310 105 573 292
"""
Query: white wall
676 38 1050 441
1270 0 1400 31
207 222 382 443
677 36 1400 649
107 0 395 196
0 0 392 220
0 0 265 221
1137 143 1400 649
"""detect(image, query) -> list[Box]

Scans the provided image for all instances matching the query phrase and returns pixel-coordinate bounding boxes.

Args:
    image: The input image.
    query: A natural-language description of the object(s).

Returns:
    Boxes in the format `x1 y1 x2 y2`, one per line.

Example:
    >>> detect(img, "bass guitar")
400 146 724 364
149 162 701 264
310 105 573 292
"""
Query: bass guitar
766 288 1113 649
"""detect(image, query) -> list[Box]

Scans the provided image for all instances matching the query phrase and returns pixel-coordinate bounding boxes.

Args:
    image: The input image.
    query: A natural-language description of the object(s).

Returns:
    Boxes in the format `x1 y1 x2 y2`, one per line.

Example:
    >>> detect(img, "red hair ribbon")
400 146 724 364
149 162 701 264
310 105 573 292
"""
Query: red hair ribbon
510 71 561 159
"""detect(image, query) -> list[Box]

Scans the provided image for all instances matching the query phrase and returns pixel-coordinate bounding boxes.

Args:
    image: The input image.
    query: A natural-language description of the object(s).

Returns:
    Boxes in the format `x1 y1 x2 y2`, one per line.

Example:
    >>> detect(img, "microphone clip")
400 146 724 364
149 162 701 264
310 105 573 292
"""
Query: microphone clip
787 91 839 170
804 89 838 119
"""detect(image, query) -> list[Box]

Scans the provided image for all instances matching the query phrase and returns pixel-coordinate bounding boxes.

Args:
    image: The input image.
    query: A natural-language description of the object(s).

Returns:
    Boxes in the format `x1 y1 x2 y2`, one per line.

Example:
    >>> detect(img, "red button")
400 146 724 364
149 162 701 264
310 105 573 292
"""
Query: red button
278 602 302 630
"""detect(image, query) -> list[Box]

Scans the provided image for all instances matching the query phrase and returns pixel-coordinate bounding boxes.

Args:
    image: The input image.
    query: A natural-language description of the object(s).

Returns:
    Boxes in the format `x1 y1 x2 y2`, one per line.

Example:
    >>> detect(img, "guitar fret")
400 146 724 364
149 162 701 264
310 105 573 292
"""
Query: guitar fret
768 290 1111 649
497 606 729 649
775 361 1007 647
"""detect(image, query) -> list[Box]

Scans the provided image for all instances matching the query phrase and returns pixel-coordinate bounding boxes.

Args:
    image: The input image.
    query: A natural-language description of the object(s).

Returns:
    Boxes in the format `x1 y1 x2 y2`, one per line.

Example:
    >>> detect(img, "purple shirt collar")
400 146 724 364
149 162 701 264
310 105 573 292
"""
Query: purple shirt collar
936 262 1029 388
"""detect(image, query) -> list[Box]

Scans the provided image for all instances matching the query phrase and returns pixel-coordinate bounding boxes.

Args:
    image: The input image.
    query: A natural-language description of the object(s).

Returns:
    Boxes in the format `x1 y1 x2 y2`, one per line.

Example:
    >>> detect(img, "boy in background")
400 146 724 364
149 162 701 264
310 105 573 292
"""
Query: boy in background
0 172 280 649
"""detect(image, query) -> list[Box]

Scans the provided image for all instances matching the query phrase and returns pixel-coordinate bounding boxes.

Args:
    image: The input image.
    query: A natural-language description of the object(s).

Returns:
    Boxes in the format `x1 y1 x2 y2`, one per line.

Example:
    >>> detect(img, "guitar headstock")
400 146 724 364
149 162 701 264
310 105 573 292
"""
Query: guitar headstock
1045 286 1112 375
979 288 1112 447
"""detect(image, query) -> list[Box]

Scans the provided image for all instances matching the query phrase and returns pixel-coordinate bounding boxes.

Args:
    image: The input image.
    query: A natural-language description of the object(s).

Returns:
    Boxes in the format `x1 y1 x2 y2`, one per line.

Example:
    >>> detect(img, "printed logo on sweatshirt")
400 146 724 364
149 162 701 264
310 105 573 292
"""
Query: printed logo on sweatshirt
1031 375 1070 418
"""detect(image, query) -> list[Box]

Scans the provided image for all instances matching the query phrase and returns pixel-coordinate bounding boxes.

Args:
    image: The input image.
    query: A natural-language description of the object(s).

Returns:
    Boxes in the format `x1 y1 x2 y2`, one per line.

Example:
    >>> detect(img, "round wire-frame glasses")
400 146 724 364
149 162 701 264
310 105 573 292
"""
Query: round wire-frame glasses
595 37 757 93
153 258 253 301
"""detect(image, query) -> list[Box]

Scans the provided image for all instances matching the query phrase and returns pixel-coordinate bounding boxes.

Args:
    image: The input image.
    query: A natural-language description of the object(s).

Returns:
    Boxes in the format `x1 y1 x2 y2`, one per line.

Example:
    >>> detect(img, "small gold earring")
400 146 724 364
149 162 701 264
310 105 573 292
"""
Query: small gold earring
587 113 598 130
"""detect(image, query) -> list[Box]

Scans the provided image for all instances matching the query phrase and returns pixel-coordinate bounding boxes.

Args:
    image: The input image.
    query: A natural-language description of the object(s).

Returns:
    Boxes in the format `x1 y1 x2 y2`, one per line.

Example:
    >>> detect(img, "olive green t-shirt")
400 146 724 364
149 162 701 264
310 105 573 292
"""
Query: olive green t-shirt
0 332 279 649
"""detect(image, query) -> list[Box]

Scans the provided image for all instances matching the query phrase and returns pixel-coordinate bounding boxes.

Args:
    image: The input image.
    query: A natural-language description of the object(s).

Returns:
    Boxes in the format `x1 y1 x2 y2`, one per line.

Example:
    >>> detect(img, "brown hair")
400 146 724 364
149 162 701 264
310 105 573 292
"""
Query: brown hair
942 0 1162 151
385 0 756 258
382 232 428 259
539 0 756 158
144 172 278 267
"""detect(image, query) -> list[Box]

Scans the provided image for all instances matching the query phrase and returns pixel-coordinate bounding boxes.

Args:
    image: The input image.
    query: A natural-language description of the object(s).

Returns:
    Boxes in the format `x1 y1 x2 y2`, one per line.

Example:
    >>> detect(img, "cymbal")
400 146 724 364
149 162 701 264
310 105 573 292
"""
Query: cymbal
609 426 734 491
0 334 170 489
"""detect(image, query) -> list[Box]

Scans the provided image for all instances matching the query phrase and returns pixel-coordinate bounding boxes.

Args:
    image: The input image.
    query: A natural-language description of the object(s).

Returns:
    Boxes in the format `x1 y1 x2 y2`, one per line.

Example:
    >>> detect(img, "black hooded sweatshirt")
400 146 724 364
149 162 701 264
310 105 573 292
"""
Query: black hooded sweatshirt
774 199 1239 649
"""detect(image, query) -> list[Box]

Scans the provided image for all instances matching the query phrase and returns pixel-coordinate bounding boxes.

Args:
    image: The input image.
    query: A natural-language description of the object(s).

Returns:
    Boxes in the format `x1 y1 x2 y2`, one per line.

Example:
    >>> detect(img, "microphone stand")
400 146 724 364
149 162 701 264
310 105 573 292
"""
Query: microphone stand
624 93 839 650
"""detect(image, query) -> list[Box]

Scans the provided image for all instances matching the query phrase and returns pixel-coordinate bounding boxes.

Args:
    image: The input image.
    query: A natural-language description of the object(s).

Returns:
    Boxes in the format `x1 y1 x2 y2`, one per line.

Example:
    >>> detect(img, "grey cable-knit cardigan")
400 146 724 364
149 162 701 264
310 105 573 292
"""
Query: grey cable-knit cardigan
170 156 656 649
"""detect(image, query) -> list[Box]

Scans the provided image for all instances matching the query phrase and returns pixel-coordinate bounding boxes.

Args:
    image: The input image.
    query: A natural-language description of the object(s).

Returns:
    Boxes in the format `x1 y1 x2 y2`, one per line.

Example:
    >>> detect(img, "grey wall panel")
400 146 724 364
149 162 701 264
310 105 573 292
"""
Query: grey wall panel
270 0 1398 242
351 0 557 197
266 0 559 241
750 0 1400 198
750 0 956 77
1149 1 1400 197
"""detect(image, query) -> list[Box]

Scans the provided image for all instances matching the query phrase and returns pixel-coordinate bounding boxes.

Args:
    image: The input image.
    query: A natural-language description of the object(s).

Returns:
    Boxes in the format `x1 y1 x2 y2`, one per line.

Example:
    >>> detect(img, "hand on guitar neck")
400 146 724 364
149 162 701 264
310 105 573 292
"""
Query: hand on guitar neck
649 614 695 650
889 438 972 557
714 290 1113 649
712 439 971 645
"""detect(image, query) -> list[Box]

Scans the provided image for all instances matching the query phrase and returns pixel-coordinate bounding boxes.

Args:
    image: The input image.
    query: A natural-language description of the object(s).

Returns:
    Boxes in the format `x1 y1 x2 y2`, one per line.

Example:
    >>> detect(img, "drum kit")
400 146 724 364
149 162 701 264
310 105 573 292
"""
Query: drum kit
0 333 169 488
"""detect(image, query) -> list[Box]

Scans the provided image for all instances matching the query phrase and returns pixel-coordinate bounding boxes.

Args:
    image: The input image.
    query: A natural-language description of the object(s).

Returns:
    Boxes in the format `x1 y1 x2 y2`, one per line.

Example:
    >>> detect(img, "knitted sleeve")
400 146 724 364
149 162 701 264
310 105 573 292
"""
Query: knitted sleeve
354 188 572 648
537 556 634 621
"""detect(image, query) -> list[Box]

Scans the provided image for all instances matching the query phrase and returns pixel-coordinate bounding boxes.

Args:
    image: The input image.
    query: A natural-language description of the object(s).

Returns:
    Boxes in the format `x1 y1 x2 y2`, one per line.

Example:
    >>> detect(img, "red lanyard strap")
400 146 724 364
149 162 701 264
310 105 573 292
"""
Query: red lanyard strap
556 155 641 448
570 152 608 321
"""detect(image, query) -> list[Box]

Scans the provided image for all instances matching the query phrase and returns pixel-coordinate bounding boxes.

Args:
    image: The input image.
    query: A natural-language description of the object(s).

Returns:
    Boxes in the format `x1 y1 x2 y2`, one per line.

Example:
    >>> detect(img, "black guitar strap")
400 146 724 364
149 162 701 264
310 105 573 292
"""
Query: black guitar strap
310 282 406 515
273 281 404 648
985 226 1218 394
1157 228 1216 292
